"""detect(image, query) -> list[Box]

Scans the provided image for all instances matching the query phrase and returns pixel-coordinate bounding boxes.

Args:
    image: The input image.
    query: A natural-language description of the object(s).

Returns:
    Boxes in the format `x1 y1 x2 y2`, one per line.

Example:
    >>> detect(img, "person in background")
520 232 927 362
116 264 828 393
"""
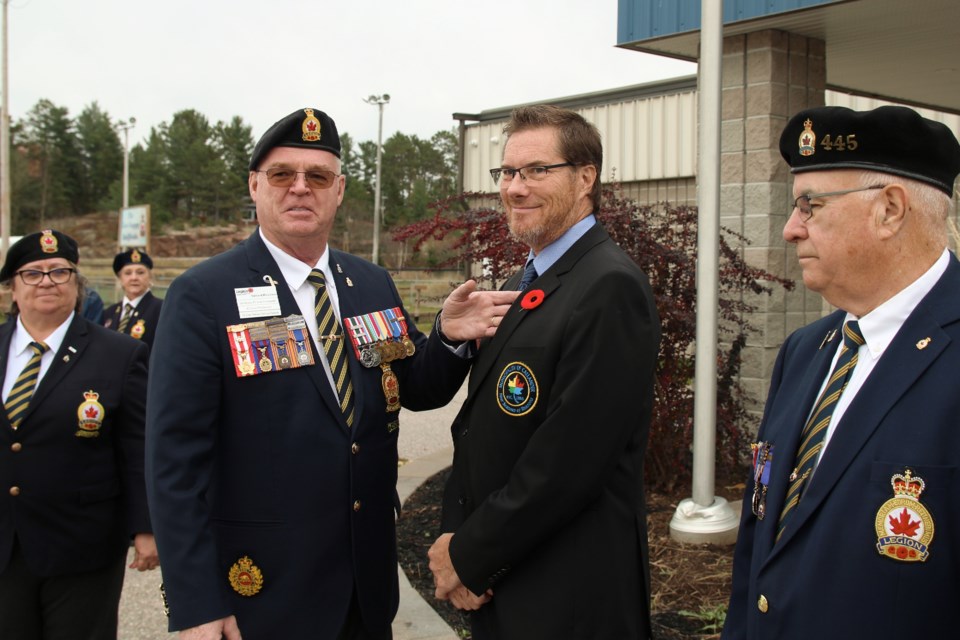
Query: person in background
723 106 960 639
428 105 661 639
146 107 516 640
0 229 157 640
81 288 104 324
103 248 163 349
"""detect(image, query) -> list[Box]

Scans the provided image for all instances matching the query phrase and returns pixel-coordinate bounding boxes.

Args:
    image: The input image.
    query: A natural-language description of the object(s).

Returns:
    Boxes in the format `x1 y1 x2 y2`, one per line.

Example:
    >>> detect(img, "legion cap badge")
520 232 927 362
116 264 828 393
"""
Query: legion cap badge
875 469 935 562
301 108 322 142
40 229 58 253
798 119 816 157
228 555 264 596
131 249 142 263
76 390 104 438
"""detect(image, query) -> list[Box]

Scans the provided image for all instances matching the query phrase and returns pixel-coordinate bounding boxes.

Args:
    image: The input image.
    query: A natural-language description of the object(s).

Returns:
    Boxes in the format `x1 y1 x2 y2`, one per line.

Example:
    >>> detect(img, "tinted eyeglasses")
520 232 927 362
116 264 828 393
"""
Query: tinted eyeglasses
16 268 76 286
489 162 576 185
257 167 340 190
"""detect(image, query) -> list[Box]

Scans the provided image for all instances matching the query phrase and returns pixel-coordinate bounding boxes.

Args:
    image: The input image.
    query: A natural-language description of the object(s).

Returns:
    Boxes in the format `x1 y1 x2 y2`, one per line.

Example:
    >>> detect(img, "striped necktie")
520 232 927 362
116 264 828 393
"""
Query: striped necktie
118 303 134 333
5 341 50 430
307 269 355 427
517 260 538 291
777 320 865 541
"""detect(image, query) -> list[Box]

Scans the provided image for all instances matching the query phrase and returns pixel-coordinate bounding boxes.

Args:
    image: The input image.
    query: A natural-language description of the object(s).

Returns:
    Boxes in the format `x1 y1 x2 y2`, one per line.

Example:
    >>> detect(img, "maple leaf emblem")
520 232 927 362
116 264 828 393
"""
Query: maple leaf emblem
85 406 99 419
307 121 317 132
801 133 811 146
888 508 921 538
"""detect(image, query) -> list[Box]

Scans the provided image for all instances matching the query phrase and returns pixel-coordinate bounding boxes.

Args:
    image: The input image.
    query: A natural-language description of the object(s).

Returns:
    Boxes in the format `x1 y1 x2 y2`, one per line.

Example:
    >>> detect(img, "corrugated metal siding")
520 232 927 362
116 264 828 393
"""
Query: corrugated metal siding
461 90 699 194
826 91 960 139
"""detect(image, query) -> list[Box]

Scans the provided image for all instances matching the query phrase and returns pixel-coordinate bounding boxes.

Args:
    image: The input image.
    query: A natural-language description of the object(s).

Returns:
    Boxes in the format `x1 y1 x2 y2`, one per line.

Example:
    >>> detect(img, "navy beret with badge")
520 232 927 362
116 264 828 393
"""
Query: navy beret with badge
113 248 154 274
0 229 80 282
780 105 960 196
248 108 341 170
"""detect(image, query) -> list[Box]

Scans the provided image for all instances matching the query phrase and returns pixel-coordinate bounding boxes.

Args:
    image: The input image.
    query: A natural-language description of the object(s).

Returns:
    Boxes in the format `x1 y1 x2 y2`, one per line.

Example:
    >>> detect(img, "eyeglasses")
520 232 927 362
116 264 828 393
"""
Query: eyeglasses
16 268 76 286
793 185 885 222
489 162 576 185
257 167 340 190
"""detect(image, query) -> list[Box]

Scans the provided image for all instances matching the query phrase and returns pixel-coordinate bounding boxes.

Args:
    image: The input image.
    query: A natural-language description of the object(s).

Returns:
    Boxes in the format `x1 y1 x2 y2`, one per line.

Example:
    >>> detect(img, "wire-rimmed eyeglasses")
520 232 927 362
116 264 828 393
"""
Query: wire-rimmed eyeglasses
257 167 340 190
15 268 76 286
489 162 576 185
793 185 885 221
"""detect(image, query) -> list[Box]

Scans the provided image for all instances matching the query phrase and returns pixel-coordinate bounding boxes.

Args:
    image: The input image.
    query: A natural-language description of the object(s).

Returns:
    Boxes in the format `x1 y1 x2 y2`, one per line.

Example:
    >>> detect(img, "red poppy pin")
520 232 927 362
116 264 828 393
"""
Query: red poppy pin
520 289 545 310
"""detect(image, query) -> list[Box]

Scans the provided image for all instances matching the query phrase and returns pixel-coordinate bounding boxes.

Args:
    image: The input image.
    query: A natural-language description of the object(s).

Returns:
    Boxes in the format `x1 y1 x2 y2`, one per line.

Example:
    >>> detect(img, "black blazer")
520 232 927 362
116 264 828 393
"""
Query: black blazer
103 290 163 349
0 314 151 577
442 224 661 639
146 230 471 638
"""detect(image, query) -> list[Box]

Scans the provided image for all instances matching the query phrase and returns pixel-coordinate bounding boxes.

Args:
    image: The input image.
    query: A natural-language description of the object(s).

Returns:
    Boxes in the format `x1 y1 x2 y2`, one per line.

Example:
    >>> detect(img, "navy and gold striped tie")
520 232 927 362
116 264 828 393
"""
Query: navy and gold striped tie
118 303 134 333
5 341 49 430
777 321 865 541
307 269 355 427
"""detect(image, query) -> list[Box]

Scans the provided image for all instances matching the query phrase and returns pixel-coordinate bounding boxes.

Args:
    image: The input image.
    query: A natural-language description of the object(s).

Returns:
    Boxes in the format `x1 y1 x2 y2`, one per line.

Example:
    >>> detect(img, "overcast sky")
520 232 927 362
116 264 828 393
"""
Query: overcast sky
5 0 696 147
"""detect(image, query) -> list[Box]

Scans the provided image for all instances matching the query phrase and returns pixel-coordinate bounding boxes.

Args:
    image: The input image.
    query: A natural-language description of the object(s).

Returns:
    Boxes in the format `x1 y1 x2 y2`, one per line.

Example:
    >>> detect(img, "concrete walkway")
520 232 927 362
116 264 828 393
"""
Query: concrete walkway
118 387 465 639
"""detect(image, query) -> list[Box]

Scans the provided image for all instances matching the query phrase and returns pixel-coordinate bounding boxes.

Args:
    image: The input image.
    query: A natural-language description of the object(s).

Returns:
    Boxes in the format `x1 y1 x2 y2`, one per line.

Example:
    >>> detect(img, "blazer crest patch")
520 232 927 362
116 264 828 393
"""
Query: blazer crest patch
875 469 935 562
496 362 538 416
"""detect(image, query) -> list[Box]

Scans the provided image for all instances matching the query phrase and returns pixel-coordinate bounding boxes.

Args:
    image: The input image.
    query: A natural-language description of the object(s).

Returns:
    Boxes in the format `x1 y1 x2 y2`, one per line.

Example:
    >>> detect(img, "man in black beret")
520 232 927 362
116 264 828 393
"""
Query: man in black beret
103 248 163 349
146 108 517 639
724 105 960 639
0 230 157 639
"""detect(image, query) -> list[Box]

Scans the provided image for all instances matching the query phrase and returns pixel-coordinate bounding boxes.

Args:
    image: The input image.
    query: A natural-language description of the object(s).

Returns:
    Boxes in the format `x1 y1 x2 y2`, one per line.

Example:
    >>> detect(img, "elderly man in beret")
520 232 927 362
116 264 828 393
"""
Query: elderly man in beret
146 108 516 640
724 106 960 639
103 248 163 349
0 230 157 639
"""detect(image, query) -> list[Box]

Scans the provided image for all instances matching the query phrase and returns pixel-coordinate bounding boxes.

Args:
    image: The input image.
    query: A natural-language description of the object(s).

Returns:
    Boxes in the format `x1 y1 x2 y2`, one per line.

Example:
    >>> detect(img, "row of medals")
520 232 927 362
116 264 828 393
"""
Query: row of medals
359 335 416 369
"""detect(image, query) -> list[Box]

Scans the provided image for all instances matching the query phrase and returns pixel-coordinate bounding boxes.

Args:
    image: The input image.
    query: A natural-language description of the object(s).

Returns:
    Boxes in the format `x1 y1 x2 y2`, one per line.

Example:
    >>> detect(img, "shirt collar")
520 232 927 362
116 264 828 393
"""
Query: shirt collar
528 214 597 275
259 228 331 289
849 248 950 360
14 311 75 357
122 293 146 308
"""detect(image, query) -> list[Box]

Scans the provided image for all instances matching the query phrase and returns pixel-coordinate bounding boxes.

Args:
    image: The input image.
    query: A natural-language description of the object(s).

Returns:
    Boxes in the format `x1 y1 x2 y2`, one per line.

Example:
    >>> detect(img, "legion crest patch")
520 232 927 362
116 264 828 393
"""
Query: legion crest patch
875 469 935 562
496 362 538 416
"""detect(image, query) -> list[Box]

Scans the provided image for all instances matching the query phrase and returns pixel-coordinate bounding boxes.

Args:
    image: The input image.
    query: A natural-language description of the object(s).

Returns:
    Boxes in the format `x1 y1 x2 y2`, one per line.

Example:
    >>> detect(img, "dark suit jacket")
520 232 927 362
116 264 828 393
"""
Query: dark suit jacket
145 230 471 638
724 254 960 639
442 224 661 640
0 314 151 577
103 290 163 349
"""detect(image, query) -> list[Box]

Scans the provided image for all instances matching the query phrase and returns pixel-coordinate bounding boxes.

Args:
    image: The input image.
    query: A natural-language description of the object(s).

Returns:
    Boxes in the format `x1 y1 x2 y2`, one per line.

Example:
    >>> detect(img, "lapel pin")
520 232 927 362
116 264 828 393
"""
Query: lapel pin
818 329 837 350
262 275 278 286
63 355 70 362
336 263 343 273
346 277 354 287
68 346 77 353
916 337 932 350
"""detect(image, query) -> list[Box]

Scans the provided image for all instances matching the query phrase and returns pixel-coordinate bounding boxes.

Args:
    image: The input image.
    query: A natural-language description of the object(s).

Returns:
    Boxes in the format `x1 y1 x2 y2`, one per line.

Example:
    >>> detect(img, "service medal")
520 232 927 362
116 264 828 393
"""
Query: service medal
360 346 381 368
875 469 935 562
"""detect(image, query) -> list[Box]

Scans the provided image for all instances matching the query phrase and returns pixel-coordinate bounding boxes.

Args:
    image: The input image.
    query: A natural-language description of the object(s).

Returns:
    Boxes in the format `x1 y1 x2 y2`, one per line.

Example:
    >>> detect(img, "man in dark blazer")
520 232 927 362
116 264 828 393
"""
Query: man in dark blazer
0 230 157 640
145 108 516 640
103 248 163 349
723 106 960 639
428 105 661 639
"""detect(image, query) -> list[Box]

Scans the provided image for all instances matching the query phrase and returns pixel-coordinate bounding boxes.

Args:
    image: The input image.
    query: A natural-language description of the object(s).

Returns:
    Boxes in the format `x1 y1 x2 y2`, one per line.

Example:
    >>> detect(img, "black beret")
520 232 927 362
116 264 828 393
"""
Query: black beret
113 248 154 274
248 108 341 170
780 105 960 196
0 229 79 282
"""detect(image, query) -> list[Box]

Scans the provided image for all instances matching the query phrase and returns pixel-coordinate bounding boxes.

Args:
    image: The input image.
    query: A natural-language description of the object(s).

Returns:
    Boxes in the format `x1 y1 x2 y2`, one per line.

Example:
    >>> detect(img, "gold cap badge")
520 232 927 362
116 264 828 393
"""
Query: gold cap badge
40 229 58 253
131 249 142 263
301 108 321 142
798 118 816 157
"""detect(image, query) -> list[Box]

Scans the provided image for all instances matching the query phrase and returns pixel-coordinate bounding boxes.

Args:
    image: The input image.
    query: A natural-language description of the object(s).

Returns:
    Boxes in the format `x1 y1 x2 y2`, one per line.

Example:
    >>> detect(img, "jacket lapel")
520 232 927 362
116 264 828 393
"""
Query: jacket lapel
23 315 90 424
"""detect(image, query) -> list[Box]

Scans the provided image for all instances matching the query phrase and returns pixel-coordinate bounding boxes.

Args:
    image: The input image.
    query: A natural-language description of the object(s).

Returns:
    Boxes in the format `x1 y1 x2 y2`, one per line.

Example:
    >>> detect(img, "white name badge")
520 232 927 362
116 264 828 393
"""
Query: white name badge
235 286 282 319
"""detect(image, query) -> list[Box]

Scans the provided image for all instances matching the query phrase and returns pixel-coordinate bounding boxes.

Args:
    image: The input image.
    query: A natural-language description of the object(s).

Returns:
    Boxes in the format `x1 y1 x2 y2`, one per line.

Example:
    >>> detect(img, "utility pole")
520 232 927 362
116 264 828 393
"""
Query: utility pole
116 118 136 209
1 0 10 260
363 94 389 264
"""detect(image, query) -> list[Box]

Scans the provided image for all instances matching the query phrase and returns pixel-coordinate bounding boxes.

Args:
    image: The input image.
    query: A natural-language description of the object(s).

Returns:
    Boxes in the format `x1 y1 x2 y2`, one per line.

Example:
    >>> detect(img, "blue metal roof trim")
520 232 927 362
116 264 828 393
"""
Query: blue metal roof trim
618 0 842 44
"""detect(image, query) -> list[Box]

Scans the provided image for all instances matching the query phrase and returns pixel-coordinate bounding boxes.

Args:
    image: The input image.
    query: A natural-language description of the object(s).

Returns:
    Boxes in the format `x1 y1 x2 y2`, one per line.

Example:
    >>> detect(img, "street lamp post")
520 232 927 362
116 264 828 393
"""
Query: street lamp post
116 118 136 209
1 0 11 259
363 94 389 264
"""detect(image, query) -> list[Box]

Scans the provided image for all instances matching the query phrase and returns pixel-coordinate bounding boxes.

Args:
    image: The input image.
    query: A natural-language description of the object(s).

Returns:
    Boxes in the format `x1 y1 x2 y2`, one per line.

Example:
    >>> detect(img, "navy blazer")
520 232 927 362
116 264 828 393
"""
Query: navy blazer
724 254 960 639
442 224 661 639
103 290 163 349
0 314 150 577
146 230 471 638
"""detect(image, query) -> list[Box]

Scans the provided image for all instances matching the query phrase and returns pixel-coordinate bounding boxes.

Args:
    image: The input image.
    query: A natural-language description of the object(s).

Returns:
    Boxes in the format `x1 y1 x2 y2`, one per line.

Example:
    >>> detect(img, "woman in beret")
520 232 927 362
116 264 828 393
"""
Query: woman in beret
103 248 163 349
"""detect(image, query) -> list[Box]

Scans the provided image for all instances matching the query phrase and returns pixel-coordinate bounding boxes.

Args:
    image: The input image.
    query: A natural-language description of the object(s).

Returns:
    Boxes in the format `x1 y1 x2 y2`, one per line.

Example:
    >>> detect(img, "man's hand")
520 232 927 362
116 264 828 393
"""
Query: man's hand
129 533 159 571
448 584 493 611
179 616 242 640
439 280 519 341
428 534 492 610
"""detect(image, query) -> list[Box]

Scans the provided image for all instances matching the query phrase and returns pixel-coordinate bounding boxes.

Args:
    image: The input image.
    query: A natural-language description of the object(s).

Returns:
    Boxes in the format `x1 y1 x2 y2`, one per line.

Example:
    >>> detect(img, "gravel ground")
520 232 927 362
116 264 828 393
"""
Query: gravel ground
118 382 466 639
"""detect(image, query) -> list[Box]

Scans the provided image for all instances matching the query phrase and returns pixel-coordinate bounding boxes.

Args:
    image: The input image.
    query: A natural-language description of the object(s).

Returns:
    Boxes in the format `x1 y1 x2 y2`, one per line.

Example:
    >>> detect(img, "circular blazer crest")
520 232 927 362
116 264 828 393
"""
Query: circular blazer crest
228 555 264 596
496 362 538 416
